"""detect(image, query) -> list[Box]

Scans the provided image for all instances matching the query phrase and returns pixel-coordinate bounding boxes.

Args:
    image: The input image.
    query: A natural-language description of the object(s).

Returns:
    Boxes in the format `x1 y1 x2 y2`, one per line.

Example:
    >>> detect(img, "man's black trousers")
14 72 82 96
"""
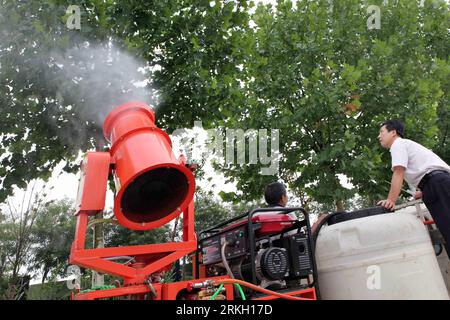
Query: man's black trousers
422 172 450 256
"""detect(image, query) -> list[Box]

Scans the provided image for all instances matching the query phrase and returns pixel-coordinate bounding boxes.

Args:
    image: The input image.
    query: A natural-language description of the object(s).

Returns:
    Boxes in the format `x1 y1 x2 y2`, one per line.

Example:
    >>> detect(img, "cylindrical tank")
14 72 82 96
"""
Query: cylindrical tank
316 212 449 299
103 101 195 230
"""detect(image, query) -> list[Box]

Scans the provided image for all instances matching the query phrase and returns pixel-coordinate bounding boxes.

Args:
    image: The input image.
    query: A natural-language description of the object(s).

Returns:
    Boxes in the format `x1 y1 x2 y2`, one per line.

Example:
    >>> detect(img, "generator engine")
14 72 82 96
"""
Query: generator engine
196 208 317 297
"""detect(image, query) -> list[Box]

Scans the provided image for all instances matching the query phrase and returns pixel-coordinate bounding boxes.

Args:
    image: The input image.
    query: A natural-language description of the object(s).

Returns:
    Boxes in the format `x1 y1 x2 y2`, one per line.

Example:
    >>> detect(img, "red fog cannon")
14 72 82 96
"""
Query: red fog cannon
103 102 195 230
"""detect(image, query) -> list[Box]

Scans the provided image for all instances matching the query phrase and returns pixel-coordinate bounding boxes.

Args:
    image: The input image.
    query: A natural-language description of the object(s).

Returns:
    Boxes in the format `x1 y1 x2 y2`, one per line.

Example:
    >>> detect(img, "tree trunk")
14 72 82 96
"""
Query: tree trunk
0 253 6 280
171 217 180 241
42 268 50 284
335 199 344 212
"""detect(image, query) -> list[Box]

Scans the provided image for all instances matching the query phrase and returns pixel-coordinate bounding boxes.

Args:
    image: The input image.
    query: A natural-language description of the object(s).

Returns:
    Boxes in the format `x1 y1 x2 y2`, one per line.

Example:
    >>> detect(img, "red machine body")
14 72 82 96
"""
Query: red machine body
69 102 316 300
253 214 297 236
70 102 199 299
222 214 297 237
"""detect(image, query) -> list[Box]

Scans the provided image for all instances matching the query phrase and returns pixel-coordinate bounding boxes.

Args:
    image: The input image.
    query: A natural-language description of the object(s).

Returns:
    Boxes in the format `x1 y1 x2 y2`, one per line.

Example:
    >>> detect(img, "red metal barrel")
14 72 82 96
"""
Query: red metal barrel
103 101 195 230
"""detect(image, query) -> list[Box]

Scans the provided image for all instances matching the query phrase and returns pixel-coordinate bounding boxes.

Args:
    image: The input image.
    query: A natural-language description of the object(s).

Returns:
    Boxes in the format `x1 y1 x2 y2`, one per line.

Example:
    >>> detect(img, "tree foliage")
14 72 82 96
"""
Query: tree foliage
104 223 172 247
0 182 49 298
216 0 450 210
0 0 448 211
29 199 75 283
0 0 253 202
194 189 235 232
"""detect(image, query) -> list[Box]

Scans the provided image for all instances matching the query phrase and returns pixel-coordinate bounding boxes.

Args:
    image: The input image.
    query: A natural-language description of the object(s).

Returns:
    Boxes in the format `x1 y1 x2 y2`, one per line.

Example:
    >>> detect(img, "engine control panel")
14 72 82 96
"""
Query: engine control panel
200 225 248 265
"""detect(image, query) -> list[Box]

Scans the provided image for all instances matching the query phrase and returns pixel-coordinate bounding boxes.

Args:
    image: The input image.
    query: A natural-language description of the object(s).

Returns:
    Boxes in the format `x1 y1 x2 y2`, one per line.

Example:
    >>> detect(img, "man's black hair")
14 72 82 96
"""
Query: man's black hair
264 182 287 206
381 120 405 138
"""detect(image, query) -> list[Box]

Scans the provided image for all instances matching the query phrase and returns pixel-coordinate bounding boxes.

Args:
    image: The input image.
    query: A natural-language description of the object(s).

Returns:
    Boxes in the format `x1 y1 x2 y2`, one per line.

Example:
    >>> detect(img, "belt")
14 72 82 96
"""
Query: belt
418 170 450 190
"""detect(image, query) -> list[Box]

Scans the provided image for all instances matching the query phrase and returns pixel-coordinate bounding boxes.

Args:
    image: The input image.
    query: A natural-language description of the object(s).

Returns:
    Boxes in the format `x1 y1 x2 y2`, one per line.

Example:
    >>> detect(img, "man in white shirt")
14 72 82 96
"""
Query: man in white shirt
377 120 450 254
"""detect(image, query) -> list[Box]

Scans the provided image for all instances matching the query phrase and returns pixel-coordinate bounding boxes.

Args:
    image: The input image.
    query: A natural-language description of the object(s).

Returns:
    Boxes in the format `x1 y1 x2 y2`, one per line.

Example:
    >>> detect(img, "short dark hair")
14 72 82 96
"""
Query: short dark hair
381 120 404 138
264 182 287 206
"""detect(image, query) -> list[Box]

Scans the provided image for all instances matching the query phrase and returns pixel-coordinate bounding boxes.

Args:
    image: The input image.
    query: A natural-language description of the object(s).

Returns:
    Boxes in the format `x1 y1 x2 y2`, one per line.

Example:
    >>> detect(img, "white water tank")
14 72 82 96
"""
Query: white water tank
315 212 449 299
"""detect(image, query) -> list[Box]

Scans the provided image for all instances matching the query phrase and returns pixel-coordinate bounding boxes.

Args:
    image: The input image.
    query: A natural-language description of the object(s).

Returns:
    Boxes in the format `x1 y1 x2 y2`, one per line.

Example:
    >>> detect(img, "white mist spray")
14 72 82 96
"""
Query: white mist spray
50 41 157 126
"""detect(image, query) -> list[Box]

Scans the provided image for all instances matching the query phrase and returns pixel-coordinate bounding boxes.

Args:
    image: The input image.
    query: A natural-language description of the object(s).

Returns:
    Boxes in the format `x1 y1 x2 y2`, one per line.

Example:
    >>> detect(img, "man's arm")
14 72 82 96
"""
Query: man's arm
378 166 405 210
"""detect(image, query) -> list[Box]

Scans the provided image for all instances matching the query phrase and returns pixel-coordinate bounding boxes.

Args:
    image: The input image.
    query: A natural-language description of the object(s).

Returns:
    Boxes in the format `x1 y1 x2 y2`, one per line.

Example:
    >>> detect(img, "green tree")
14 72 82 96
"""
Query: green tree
194 189 235 232
104 224 172 248
0 0 448 216
0 0 253 202
216 0 450 211
29 199 76 283
0 182 48 299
